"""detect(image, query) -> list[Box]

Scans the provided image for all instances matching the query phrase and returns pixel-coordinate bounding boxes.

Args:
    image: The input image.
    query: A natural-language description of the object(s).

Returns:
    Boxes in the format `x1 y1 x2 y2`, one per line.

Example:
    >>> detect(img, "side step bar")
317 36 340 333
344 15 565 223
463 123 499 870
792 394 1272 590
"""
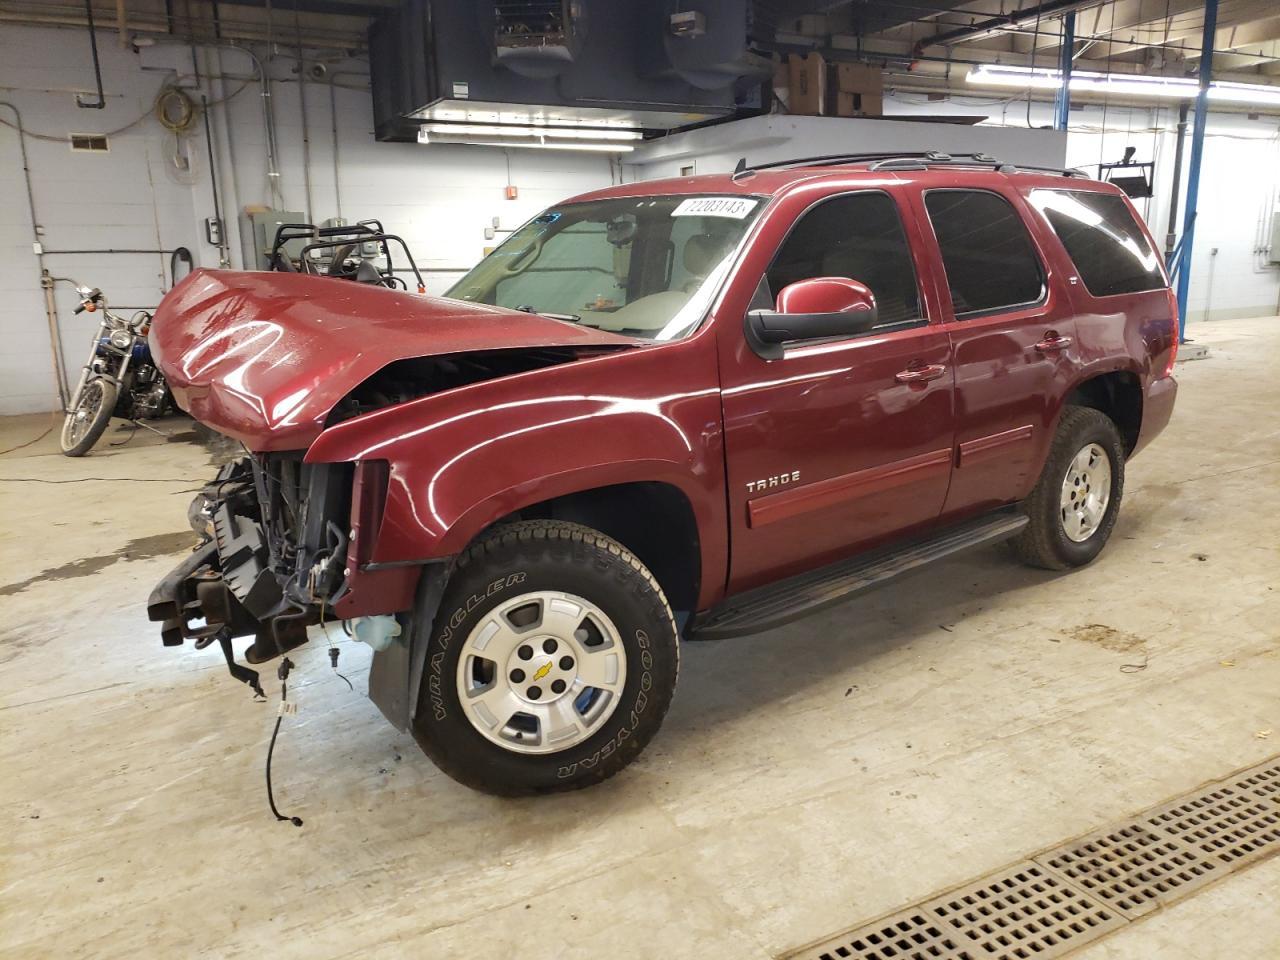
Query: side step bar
689 510 1029 640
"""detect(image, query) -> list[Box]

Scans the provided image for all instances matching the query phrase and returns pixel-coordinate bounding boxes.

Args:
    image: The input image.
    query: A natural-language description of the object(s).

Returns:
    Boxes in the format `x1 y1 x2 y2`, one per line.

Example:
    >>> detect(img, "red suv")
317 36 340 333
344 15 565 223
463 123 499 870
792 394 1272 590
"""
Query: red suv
148 151 1178 795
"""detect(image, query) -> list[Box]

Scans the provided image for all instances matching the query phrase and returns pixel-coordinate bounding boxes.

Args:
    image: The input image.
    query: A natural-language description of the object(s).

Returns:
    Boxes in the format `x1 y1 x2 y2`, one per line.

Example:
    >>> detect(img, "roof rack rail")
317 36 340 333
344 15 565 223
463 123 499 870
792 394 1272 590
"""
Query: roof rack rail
731 150 1090 181
731 151 939 179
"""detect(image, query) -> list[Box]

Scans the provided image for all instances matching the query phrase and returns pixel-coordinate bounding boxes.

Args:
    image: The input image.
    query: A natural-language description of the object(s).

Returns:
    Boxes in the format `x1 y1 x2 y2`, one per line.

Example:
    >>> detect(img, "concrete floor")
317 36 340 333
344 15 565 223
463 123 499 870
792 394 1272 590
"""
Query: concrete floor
2 316 1278 960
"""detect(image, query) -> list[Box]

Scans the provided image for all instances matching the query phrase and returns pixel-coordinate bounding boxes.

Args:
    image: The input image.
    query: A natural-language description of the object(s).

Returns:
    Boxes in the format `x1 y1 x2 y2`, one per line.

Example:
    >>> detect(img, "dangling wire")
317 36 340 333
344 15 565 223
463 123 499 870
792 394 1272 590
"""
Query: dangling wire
318 601 354 692
308 563 354 693
265 657 303 827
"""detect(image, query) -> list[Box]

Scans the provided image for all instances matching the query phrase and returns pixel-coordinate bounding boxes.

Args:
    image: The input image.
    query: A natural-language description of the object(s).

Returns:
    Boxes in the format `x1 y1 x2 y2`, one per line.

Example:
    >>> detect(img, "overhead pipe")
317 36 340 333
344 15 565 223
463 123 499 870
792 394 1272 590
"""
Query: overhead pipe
1174 0 1219 342
913 0 1101 55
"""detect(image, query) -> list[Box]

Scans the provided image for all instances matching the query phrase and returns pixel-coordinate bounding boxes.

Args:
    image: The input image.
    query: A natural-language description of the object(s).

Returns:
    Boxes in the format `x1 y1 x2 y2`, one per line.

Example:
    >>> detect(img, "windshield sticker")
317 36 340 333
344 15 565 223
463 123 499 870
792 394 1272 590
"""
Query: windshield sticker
671 197 758 219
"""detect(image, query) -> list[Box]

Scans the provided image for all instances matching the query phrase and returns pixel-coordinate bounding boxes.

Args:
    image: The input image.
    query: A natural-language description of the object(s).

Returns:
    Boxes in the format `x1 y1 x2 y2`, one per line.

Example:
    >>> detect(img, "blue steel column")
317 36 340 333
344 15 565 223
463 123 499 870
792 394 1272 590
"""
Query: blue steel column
1054 13 1076 131
1174 0 1219 341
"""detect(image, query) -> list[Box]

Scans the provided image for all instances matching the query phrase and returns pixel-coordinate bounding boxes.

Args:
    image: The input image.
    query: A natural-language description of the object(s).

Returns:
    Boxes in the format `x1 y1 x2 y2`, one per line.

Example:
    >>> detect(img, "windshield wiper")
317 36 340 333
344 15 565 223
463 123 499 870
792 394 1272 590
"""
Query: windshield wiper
515 304 581 323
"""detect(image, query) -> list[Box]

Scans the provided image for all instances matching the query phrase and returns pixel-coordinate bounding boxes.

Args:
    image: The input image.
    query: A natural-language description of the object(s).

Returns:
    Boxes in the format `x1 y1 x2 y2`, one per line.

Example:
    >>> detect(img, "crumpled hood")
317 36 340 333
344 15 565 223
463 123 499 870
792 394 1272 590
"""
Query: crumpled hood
149 269 637 451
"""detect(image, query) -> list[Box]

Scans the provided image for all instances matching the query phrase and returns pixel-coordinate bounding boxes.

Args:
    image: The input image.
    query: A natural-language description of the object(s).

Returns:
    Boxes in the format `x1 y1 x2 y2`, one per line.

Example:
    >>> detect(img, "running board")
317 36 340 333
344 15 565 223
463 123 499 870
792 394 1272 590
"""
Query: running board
689 510 1029 640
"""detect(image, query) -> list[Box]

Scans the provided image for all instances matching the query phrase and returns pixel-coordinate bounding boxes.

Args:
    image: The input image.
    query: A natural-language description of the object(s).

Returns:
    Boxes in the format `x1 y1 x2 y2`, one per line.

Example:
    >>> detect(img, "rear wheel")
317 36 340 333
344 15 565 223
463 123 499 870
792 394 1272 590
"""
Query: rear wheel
411 520 679 796
1013 405 1125 570
60 378 117 457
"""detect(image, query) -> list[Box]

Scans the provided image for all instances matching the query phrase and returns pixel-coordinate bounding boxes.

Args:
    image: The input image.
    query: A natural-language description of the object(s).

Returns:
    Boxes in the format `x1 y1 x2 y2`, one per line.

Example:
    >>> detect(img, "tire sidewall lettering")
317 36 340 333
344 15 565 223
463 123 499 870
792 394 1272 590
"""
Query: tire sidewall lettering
428 571 529 721
556 628 655 780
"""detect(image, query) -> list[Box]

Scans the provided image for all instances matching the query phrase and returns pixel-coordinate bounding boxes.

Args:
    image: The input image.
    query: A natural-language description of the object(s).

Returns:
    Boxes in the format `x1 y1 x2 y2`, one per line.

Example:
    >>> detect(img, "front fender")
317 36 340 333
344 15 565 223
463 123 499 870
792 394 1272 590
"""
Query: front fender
305 341 728 607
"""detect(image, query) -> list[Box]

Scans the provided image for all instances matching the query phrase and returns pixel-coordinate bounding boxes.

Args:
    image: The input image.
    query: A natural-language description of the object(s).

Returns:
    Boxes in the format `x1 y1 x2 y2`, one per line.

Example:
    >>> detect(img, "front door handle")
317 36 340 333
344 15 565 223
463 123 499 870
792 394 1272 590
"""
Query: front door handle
895 363 947 384
1035 333 1073 353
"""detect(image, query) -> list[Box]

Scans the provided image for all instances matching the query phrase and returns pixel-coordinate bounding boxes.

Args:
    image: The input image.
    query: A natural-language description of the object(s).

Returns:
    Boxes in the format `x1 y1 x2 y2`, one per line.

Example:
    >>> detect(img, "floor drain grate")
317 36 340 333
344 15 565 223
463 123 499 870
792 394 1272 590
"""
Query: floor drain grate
787 863 1122 960
1232 760 1280 800
790 908 971 960
927 862 1123 957
783 755 1280 960
1145 779 1280 868
1036 824 1217 918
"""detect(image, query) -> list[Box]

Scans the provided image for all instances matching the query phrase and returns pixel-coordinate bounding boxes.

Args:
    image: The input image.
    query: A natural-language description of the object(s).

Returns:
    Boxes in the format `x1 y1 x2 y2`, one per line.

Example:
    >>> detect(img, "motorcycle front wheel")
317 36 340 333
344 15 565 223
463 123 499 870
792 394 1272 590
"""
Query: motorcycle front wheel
60 378 117 457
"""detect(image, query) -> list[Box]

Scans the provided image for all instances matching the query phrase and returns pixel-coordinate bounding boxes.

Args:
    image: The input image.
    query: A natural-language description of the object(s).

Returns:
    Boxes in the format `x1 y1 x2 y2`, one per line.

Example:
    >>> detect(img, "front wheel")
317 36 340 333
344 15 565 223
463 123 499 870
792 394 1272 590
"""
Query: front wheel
60 378 118 457
411 520 679 796
1012 405 1125 570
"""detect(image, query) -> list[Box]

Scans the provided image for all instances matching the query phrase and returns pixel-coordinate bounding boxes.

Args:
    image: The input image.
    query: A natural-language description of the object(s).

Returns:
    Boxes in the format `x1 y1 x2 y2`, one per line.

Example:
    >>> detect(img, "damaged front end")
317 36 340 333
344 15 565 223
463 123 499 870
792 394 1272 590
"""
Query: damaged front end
147 454 354 694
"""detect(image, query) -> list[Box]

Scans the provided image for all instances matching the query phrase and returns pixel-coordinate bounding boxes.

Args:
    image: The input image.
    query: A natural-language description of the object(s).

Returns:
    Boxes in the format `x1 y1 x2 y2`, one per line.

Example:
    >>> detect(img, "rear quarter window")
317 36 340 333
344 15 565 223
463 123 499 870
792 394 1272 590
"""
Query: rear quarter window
1029 190 1167 297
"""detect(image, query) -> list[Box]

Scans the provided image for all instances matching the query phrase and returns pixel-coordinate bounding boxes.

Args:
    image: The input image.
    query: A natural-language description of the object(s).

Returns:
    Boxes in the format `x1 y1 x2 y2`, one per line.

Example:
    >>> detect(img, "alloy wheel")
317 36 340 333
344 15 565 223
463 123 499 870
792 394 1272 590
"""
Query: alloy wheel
456 590 627 755
1059 442 1112 542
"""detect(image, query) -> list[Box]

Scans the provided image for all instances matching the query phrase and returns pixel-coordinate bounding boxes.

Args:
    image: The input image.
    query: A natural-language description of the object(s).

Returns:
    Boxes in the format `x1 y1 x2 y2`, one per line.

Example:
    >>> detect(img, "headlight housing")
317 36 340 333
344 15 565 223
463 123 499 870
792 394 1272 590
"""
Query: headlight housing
109 328 133 351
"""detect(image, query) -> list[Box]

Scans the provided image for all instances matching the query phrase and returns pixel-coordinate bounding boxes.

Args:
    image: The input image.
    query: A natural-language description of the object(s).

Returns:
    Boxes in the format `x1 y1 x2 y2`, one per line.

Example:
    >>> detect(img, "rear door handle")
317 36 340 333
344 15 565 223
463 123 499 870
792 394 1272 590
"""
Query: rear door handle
1035 334 1073 353
895 363 947 384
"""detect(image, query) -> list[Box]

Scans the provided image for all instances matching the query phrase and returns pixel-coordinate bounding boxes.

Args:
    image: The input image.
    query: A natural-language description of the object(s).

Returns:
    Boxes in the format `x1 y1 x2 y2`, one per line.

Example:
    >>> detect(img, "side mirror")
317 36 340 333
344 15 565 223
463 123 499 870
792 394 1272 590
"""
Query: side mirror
745 277 878 359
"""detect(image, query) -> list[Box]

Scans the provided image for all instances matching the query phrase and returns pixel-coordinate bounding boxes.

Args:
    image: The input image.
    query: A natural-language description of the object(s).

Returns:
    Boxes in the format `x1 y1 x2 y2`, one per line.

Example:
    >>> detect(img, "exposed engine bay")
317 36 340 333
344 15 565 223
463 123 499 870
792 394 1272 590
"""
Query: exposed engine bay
326 347 609 425
149 455 354 687
147 343 623 695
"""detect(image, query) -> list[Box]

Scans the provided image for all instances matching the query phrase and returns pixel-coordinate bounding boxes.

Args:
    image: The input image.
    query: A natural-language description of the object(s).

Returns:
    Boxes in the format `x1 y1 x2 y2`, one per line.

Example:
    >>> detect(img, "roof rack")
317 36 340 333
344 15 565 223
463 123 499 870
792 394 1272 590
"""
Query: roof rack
731 150 1090 181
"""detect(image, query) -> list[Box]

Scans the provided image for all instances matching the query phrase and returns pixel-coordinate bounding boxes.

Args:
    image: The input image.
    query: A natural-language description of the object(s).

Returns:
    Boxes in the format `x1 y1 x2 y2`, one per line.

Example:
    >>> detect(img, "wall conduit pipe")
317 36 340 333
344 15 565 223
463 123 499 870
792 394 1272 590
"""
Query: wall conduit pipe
0 101 70 409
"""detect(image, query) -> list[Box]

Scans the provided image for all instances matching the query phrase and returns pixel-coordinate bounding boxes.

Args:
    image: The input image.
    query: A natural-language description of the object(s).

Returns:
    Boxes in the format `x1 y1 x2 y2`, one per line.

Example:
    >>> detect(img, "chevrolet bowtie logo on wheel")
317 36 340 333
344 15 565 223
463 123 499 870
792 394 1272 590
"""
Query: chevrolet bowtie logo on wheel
532 661 553 682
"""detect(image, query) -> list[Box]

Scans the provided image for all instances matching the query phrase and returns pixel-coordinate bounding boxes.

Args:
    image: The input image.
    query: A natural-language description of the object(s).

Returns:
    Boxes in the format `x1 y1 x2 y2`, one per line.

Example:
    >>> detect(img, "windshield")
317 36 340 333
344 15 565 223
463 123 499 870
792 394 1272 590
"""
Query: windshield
446 194 763 341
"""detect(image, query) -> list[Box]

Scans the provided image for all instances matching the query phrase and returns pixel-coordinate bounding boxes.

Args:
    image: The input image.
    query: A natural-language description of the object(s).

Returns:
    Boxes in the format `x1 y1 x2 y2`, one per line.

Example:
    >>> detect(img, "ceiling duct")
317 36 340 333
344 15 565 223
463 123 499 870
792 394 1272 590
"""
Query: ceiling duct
368 0 764 144
643 1 773 91
487 1 585 80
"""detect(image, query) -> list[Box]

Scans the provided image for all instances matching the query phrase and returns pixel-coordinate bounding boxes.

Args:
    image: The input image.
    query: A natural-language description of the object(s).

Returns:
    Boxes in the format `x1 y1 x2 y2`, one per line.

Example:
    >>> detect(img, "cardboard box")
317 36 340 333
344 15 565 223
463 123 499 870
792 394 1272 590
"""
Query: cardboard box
771 55 788 91
836 62 884 95
788 53 826 116
831 91 884 118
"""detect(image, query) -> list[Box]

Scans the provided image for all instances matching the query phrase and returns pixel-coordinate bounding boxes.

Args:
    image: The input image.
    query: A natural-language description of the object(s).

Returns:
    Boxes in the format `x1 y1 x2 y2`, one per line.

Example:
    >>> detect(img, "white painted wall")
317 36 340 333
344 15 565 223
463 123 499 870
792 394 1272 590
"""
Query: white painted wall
0 24 617 415
2 22 1277 415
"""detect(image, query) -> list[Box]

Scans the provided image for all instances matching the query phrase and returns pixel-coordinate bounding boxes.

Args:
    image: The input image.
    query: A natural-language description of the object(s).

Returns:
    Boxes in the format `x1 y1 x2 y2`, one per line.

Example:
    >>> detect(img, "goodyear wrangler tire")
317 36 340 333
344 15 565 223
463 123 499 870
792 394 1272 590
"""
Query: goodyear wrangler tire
411 520 679 796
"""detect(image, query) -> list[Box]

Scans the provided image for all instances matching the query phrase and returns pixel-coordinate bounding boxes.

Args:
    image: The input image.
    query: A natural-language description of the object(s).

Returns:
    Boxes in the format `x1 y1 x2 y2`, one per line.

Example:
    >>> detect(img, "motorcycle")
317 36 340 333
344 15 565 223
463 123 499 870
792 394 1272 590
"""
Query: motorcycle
60 285 172 457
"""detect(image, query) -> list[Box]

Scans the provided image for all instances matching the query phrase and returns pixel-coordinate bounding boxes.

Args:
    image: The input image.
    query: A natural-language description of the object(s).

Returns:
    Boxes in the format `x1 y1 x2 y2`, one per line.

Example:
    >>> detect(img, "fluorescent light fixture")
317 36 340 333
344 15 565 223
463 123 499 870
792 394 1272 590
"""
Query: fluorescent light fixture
1210 80 1280 107
967 64 1280 107
421 123 641 141
417 129 634 152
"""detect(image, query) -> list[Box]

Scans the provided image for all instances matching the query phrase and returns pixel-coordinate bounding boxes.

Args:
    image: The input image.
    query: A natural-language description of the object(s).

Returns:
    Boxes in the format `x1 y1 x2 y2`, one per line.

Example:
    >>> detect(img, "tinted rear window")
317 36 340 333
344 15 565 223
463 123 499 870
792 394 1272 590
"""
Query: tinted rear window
1030 190 1166 297
924 190 1045 316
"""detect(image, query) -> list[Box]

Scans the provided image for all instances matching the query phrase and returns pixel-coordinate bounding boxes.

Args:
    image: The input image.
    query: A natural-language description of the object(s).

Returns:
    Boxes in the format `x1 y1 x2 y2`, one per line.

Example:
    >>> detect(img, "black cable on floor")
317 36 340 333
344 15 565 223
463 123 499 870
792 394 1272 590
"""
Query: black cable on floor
265 657 303 827
0 424 54 455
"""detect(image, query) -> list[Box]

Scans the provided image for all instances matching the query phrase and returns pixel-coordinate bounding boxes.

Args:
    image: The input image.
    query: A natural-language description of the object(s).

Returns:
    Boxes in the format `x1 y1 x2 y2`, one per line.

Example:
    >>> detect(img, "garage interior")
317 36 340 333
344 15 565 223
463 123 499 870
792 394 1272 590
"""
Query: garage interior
1 1 1279 958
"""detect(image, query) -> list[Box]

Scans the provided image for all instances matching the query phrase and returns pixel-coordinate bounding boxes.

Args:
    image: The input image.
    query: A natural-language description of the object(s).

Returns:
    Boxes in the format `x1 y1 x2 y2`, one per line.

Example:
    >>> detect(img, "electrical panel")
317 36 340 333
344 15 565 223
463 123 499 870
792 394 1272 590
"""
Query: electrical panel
1270 210 1280 264
239 209 306 271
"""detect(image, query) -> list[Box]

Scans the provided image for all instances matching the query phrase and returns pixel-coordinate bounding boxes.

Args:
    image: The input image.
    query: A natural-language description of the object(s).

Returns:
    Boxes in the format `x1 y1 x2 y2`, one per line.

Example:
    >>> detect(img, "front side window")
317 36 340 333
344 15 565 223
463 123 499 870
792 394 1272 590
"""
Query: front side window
1030 189 1166 297
924 190 1045 316
766 191 922 327
448 195 762 342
